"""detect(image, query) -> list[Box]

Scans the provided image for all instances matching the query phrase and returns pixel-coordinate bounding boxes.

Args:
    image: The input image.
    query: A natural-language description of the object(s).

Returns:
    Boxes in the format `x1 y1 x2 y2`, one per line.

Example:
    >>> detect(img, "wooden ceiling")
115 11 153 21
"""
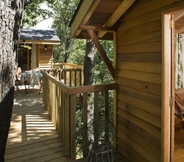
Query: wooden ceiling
70 0 136 40
175 10 184 33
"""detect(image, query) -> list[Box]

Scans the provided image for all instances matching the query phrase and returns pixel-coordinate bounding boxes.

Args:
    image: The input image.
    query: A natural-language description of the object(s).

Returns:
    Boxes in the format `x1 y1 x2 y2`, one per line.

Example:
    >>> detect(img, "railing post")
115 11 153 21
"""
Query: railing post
94 92 99 145
69 70 72 87
45 74 49 110
42 72 46 109
48 80 51 114
82 93 88 157
70 95 76 160
75 70 77 86
52 83 56 126
79 70 81 86
60 90 65 143
64 70 66 84
105 90 110 142
48 80 53 118
55 86 60 135
64 94 70 154
94 92 99 121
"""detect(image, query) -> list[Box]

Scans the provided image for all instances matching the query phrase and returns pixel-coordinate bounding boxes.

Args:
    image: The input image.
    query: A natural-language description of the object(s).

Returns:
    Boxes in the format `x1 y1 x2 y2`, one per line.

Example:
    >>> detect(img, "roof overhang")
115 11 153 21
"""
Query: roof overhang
70 0 136 40
20 29 61 45
19 40 60 45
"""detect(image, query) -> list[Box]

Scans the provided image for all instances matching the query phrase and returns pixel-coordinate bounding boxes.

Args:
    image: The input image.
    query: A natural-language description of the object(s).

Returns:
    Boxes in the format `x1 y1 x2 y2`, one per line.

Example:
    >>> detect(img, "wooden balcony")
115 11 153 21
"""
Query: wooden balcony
5 67 126 161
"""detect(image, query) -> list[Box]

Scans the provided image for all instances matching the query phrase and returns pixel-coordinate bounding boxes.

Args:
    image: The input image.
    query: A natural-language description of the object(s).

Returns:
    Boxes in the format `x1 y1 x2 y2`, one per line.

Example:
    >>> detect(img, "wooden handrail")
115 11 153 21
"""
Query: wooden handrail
53 63 83 69
43 70 116 94
41 70 117 160
45 68 83 87
42 70 69 92
67 83 117 95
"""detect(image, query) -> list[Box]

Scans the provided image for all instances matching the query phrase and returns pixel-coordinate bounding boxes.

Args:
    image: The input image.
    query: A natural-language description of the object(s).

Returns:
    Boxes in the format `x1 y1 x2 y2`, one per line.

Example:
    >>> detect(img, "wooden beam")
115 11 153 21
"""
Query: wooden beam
80 25 115 32
87 30 115 80
98 0 136 38
70 0 100 38
174 10 184 21
37 44 39 68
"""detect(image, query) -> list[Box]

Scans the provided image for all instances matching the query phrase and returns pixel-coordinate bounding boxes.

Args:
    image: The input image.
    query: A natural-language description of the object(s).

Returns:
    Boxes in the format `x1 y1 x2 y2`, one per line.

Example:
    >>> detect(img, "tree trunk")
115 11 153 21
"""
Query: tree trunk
0 1 23 161
0 88 14 162
83 40 96 86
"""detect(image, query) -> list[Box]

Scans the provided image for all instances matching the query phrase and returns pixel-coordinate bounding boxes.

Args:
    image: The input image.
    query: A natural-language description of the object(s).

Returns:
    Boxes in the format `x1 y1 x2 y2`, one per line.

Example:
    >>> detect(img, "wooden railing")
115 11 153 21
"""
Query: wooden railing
46 67 83 87
53 63 83 69
41 70 117 160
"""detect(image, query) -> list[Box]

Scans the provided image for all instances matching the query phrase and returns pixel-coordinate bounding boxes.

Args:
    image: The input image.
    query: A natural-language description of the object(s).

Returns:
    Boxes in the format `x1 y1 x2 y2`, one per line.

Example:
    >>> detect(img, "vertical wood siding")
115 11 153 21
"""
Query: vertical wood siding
116 0 183 161
39 44 53 69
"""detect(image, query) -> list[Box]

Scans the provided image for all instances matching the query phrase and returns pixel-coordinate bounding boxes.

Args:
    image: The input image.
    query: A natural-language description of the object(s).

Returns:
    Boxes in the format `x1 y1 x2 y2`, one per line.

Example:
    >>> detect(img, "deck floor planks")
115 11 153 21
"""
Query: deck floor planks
5 89 70 162
76 150 126 162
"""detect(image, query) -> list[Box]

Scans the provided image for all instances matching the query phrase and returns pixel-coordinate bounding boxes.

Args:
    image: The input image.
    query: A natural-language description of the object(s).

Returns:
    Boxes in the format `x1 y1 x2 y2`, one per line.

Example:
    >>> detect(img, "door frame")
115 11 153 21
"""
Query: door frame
162 12 172 162
162 2 184 161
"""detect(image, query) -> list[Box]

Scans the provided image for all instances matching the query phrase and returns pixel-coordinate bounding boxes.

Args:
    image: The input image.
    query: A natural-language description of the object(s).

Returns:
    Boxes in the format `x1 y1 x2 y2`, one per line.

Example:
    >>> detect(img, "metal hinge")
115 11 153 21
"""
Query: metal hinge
170 17 174 29
169 97 173 107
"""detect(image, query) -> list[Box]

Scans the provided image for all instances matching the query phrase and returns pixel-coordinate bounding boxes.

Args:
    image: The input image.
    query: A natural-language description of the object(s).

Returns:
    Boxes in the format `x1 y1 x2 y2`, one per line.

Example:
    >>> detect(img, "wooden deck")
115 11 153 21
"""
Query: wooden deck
76 151 127 162
5 88 69 162
5 87 126 162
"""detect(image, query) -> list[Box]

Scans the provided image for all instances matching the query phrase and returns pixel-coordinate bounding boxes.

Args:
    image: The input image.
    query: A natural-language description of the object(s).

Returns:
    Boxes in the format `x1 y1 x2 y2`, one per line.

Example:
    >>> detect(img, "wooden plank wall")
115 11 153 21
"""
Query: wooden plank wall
116 0 184 161
39 44 53 69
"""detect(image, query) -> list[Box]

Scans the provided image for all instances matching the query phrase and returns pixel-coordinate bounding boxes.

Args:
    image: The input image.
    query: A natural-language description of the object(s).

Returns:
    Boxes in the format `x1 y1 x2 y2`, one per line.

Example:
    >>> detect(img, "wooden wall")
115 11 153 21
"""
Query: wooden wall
116 0 183 161
38 44 53 69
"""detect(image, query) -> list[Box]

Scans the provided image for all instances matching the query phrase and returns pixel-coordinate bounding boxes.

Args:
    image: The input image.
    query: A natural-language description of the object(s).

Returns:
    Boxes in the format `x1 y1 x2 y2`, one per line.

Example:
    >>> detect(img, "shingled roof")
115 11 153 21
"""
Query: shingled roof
20 29 60 44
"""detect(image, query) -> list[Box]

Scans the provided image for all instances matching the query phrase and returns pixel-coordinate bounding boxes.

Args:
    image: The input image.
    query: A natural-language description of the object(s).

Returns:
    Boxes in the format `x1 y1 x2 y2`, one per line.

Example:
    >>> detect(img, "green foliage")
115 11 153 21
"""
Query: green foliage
72 40 115 157
75 104 84 158
67 39 86 65
94 40 114 84
53 39 85 64
23 0 56 28
20 44 32 50
52 0 81 62
75 90 114 158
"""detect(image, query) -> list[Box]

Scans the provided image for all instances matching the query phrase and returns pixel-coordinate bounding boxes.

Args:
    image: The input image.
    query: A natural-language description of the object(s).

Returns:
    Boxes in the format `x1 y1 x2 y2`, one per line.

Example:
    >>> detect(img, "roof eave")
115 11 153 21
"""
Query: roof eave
70 0 136 40
70 0 100 38
19 40 60 45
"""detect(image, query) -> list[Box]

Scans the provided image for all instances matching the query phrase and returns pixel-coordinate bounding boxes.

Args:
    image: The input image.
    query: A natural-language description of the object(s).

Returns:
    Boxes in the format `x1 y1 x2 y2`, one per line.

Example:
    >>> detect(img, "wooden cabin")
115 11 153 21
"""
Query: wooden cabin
19 29 60 71
69 0 184 161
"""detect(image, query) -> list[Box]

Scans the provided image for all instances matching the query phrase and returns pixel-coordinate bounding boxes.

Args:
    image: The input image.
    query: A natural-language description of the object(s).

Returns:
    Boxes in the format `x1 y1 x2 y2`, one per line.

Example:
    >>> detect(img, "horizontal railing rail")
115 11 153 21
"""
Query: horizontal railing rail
53 63 83 69
41 70 117 160
46 68 83 87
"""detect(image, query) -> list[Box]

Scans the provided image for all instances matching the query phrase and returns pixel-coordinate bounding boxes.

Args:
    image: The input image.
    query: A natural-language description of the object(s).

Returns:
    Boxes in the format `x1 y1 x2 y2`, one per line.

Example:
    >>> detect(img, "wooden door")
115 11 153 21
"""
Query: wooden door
163 5 184 161
162 13 172 161
172 8 184 162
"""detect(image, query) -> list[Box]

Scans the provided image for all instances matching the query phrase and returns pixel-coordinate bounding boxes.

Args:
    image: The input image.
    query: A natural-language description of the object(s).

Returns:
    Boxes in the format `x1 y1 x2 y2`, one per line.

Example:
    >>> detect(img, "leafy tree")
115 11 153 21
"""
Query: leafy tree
0 0 23 160
80 39 114 85
83 40 96 85
67 39 86 66
52 0 80 62
23 0 56 27
94 40 113 84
